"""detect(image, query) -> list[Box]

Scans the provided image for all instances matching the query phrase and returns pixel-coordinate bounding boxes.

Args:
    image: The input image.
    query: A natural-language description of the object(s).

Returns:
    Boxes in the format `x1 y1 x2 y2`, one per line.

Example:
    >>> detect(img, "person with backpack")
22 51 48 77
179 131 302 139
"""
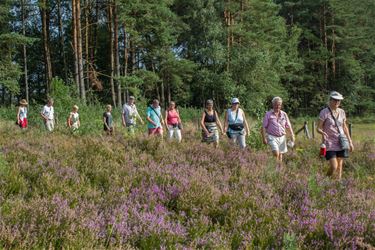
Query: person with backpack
316 91 354 180
261 96 295 166
17 99 28 129
224 98 250 149
146 99 165 136
200 99 224 148
165 101 183 142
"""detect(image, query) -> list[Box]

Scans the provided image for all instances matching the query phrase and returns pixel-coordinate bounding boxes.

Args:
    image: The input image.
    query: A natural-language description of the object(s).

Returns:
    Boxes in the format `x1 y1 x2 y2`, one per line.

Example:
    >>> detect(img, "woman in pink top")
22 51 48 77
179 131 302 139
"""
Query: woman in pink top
261 96 295 167
317 91 354 180
165 101 182 142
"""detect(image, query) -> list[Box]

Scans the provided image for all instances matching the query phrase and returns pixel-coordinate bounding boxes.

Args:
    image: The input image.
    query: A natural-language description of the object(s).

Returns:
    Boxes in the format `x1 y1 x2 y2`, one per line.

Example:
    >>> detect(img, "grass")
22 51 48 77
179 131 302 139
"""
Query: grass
0 110 374 249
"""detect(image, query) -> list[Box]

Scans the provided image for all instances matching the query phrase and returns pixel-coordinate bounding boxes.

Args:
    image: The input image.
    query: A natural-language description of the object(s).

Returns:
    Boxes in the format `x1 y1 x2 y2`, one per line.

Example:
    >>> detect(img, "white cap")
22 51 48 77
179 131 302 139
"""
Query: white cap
231 98 240 104
330 91 344 100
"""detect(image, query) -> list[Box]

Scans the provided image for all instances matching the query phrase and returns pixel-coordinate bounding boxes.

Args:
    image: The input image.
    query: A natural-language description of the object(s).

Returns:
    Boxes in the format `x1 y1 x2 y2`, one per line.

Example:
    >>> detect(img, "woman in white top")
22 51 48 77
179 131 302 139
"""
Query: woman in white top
67 105 80 132
17 99 28 129
224 98 251 149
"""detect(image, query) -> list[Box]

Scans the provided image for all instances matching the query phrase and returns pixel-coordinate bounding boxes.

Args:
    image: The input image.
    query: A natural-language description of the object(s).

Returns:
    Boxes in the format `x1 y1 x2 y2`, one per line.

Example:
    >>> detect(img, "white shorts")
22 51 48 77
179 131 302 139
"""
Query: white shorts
267 134 287 154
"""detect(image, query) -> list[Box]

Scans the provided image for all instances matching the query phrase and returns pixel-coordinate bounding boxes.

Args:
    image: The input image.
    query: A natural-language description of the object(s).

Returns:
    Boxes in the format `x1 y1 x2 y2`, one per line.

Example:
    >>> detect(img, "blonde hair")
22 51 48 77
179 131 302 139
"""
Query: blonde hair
272 96 283 105
106 104 112 111
73 105 79 110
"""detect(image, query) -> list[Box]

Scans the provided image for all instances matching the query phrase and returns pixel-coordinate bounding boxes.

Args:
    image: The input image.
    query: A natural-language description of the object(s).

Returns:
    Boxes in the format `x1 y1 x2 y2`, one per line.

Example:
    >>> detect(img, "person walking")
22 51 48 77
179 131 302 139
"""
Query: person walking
147 99 165 136
165 101 183 142
316 91 354 180
103 104 114 135
122 96 144 134
17 99 28 129
261 96 295 167
200 99 224 148
41 98 55 132
67 105 80 132
224 98 250 149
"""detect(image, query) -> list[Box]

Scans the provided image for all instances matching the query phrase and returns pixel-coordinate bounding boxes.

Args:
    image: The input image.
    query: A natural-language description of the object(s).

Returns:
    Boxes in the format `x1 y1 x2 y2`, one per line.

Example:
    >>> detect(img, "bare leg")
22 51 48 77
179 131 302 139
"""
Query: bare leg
328 158 338 178
337 157 344 180
273 150 281 168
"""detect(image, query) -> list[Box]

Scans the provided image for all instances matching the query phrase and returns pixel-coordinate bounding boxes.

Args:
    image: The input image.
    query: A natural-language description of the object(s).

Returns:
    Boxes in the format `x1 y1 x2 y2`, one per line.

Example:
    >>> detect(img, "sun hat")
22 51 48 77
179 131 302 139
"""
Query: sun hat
19 99 28 105
330 91 344 100
231 98 240 104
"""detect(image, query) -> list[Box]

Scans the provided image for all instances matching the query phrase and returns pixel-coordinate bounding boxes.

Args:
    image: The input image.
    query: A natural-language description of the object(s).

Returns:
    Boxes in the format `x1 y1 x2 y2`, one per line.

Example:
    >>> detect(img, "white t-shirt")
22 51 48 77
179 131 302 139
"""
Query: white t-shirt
42 105 54 120
122 103 139 125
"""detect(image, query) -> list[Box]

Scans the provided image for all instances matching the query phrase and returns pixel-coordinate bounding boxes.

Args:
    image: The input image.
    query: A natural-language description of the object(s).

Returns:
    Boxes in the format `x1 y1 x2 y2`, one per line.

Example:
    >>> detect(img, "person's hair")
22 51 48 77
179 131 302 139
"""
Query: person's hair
47 98 53 103
272 96 282 105
168 101 176 109
73 105 79 110
106 104 112 111
206 99 214 105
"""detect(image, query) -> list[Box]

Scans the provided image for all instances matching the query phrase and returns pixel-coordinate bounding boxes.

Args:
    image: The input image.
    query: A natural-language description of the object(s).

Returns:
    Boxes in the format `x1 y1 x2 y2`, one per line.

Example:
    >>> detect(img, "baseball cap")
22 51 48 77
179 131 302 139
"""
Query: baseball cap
231 98 240 104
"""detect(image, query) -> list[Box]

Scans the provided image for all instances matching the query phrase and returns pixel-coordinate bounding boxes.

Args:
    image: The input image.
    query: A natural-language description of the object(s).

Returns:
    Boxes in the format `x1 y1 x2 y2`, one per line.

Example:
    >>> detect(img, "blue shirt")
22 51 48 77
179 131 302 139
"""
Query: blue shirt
147 106 161 129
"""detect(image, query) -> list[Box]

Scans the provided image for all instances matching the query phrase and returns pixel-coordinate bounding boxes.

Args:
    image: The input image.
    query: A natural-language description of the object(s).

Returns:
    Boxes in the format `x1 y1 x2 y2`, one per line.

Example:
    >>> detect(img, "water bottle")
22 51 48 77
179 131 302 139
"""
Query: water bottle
320 143 326 157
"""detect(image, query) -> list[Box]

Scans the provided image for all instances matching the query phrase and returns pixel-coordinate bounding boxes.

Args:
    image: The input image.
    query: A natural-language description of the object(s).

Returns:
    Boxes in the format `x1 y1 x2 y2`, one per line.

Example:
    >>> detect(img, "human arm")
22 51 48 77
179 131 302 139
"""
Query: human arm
223 110 228 133
261 127 268 145
17 107 21 122
242 110 251 136
215 111 224 134
67 113 73 128
177 109 183 129
261 114 268 145
164 110 169 130
285 113 295 142
135 107 144 124
343 119 354 152
122 110 126 127
200 112 209 135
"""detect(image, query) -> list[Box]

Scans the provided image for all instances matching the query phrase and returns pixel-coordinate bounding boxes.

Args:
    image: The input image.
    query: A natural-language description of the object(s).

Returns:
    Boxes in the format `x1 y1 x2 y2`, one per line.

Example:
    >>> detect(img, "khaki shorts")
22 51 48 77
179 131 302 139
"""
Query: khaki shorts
267 134 287 154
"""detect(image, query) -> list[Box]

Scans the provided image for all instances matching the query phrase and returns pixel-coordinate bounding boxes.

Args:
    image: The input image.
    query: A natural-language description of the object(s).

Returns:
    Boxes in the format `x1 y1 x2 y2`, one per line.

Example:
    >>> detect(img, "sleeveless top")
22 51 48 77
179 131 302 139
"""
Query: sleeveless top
167 109 180 125
227 108 244 124
204 110 216 123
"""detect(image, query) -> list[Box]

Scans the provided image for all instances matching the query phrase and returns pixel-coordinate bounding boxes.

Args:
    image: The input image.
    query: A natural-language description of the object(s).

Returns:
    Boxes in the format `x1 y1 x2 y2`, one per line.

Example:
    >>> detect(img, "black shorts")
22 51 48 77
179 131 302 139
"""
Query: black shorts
325 150 349 161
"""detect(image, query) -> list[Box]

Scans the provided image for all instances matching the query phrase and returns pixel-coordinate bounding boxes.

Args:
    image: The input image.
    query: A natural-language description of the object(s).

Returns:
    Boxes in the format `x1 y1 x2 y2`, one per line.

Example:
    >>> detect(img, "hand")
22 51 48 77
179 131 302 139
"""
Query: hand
122 122 126 127
349 142 354 152
262 138 267 145
247 130 251 137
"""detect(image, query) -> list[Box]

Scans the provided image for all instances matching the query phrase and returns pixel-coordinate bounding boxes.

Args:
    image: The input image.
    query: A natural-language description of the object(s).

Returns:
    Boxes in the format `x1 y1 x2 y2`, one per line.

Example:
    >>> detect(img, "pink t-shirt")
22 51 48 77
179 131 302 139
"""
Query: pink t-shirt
263 110 291 137
319 107 346 151
167 109 180 125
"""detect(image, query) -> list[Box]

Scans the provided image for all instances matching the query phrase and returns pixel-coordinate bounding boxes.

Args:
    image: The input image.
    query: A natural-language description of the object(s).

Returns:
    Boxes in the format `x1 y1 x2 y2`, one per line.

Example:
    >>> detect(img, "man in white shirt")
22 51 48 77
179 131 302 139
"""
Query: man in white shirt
122 96 144 134
41 98 55 132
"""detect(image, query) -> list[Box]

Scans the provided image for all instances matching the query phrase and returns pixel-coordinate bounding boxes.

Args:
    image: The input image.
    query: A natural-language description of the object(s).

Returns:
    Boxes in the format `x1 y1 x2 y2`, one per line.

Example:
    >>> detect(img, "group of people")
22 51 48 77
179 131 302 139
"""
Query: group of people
15 91 353 180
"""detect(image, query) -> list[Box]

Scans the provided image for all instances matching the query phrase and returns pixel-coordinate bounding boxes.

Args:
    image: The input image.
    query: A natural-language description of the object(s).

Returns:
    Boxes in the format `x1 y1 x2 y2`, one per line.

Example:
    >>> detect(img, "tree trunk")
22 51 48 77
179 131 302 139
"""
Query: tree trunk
108 0 116 107
323 3 328 88
21 0 29 103
331 14 336 79
76 0 86 101
57 0 68 82
113 1 121 107
40 0 53 94
123 25 129 103
85 0 90 92
72 0 80 94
